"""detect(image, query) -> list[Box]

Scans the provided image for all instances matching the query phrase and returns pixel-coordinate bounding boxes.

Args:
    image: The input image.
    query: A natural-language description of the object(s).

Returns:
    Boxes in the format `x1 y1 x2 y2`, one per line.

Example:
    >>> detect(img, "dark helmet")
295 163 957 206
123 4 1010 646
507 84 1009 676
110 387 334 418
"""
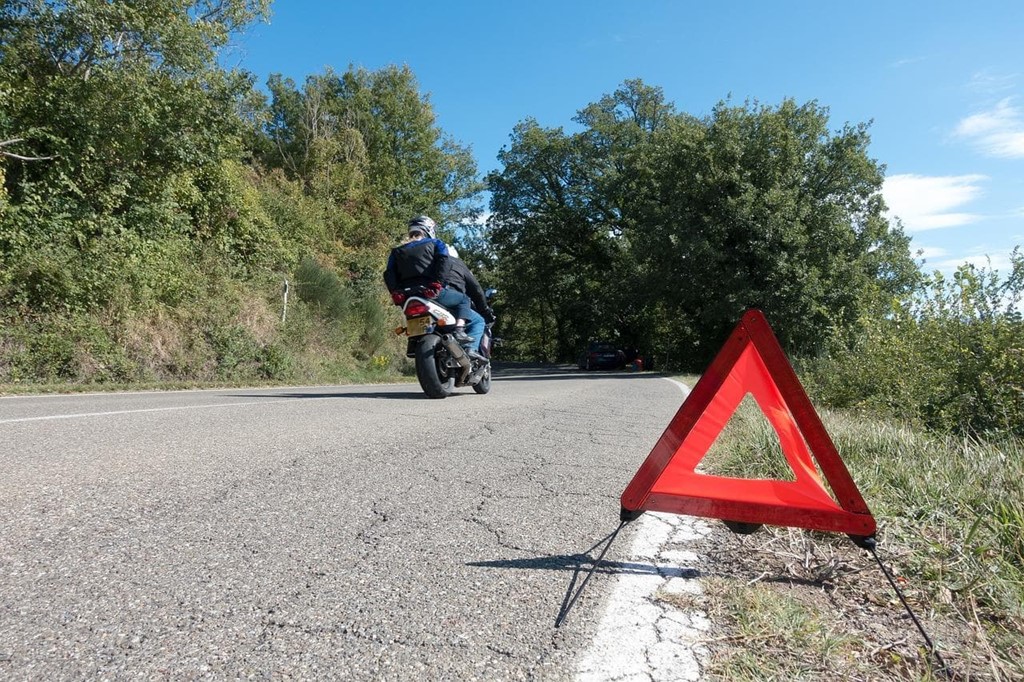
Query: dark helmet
407 215 437 239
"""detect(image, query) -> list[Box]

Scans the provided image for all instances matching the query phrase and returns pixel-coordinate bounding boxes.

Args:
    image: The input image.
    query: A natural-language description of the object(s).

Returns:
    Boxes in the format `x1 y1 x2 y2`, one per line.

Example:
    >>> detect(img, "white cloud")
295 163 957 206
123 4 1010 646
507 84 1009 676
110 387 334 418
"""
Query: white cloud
916 239 1018 277
882 173 986 232
967 70 1018 95
954 98 1024 158
931 252 1014 275
465 211 491 226
888 56 928 68
916 246 948 260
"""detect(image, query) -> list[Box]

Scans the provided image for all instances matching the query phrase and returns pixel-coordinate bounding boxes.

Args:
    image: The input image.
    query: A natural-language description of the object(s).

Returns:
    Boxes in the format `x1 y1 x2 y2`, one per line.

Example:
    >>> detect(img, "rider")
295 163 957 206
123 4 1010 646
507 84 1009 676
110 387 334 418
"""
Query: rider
383 215 476 347
446 247 492 355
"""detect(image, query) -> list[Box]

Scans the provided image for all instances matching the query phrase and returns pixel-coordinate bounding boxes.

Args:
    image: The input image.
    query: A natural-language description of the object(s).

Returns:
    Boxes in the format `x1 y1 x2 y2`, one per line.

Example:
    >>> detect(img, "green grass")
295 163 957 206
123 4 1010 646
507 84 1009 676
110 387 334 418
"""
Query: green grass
699 578 871 682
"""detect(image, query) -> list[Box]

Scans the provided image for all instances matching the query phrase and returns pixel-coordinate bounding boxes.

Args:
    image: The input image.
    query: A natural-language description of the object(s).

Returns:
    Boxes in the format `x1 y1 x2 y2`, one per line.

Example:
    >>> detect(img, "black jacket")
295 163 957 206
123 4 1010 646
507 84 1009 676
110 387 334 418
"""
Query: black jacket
448 258 490 316
383 236 452 291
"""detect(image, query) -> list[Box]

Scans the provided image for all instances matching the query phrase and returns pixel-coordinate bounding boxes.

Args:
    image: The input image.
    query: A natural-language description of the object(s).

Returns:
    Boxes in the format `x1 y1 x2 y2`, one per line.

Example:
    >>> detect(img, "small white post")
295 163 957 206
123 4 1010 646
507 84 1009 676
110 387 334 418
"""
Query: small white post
281 279 289 323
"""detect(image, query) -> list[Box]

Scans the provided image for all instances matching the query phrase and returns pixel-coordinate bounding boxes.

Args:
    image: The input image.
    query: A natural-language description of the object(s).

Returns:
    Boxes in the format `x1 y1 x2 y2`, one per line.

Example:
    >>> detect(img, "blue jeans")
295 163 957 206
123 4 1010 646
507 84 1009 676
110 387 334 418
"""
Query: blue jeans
436 287 485 351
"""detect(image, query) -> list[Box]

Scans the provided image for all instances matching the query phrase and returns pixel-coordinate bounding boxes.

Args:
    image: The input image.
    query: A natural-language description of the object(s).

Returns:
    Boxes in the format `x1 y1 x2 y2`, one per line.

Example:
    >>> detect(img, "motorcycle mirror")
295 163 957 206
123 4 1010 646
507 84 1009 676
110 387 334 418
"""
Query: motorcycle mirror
485 288 498 299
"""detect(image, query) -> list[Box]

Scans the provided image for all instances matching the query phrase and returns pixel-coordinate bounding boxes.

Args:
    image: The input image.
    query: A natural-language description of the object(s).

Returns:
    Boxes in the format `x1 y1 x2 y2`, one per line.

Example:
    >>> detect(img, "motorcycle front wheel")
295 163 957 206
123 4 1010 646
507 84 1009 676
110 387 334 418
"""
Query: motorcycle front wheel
415 334 455 398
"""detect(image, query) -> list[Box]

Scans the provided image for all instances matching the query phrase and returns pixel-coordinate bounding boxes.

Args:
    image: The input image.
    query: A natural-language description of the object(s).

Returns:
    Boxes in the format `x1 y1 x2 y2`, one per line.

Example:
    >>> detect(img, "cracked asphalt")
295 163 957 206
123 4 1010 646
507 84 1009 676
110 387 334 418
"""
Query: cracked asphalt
0 366 694 680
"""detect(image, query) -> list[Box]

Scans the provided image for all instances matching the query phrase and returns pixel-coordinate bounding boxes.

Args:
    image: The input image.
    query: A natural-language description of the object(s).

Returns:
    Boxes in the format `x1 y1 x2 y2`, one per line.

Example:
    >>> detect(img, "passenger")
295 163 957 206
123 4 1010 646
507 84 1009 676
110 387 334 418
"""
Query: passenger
445 246 493 354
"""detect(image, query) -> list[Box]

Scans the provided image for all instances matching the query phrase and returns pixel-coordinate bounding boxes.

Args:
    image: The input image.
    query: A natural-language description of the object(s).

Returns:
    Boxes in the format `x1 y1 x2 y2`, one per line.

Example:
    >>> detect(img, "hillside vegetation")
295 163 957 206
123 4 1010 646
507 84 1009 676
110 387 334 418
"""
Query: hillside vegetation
1 0 481 388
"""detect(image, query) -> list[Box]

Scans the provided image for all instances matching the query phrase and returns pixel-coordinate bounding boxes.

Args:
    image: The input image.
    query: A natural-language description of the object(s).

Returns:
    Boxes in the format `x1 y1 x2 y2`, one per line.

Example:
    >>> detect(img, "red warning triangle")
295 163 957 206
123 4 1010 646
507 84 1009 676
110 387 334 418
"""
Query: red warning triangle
621 309 876 537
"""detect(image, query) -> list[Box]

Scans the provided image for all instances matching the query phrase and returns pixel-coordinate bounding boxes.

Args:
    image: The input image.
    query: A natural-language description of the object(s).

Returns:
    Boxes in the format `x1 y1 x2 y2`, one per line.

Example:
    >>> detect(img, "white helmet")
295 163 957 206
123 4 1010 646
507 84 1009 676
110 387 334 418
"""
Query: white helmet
407 215 436 239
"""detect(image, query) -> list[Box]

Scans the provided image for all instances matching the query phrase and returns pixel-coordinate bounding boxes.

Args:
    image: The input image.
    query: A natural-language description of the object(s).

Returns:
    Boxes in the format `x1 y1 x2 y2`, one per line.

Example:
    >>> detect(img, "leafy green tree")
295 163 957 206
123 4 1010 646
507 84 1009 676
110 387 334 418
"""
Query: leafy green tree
0 0 271 310
260 64 483 247
487 83 918 368
808 250 1024 437
0 3 489 384
571 80 689 356
630 98 919 365
255 64 486 373
487 119 620 361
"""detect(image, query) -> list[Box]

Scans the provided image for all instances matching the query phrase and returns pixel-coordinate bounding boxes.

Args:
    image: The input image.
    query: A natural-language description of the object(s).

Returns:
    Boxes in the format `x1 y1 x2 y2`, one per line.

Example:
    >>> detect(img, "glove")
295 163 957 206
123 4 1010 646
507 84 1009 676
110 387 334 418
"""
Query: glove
390 290 406 305
483 307 496 324
424 282 442 299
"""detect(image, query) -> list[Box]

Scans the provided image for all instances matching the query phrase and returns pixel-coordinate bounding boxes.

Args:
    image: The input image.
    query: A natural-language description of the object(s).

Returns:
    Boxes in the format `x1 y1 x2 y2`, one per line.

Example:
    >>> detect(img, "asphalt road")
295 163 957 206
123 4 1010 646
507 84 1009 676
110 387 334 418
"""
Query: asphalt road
0 366 686 680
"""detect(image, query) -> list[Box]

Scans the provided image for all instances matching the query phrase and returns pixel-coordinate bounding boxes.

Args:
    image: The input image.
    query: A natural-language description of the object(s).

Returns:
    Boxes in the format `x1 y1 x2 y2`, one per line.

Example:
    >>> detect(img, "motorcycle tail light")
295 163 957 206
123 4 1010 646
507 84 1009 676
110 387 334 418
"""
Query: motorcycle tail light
405 301 429 317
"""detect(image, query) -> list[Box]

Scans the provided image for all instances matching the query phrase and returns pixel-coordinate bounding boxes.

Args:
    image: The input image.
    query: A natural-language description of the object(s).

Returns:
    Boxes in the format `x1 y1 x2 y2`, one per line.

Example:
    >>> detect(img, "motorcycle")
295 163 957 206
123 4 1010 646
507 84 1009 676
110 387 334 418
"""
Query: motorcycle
393 285 495 399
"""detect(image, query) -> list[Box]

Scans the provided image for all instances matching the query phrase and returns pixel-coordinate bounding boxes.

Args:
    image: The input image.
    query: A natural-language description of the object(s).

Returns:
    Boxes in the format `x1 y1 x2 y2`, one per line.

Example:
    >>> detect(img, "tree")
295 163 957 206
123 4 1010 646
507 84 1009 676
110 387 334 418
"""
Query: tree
0 0 271 309
0 3 489 383
571 80 689 354
487 119 619 361
487 82 918 368
629 99 918 365
246 63 487 368
260 65 483 244
808 250 1024 437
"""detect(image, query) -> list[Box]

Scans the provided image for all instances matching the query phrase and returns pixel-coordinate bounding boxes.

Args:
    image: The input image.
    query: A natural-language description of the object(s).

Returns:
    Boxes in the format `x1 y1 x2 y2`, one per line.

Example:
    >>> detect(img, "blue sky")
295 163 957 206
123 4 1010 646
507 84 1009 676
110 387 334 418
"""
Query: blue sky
232 1 1024 277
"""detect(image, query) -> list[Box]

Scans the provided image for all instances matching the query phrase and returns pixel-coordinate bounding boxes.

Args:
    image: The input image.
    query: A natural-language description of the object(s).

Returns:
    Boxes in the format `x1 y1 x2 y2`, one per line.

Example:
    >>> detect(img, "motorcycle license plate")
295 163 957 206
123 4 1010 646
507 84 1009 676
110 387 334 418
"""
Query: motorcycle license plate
406 316 431 337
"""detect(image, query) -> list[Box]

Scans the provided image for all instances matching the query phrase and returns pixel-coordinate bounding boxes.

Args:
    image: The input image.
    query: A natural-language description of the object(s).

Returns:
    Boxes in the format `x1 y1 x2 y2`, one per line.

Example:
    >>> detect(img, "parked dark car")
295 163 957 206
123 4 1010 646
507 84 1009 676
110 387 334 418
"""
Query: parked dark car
577 341 625 370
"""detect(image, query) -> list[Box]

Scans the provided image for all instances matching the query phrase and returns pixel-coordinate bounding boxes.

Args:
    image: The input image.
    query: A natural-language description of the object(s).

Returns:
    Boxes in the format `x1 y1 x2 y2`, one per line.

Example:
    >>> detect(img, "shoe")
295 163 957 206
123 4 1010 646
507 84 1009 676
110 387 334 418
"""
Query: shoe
451 328 474 345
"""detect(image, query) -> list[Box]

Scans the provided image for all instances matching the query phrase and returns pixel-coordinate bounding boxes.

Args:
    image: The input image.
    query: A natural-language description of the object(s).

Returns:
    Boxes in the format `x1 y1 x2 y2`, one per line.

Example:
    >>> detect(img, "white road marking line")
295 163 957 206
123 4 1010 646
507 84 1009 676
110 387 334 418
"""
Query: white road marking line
661 377 691 398
0 382 404 400
0 398 315 424
577 514 711 682
576 377 708 682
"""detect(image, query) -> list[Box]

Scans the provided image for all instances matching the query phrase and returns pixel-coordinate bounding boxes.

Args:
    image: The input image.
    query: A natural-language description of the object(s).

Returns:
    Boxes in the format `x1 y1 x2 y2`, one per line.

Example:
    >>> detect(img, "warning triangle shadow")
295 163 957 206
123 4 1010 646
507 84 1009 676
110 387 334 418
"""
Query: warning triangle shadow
466 555 698 579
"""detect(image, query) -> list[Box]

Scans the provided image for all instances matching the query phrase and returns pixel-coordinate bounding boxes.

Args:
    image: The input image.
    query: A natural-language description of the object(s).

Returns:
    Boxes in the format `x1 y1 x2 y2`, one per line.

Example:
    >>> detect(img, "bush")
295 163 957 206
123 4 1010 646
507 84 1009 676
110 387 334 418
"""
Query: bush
0 314 139 383
806 250 1024 438
294 256 353 321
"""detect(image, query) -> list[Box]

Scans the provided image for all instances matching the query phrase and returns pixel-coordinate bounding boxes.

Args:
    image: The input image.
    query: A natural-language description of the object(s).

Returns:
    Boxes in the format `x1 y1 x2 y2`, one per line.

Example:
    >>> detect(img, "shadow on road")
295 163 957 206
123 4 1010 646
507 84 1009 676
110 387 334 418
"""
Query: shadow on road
220 365 660 400
466 554 698 579
219 364 661 400
492 362 661 382
469 548 699 627
224 391 436 400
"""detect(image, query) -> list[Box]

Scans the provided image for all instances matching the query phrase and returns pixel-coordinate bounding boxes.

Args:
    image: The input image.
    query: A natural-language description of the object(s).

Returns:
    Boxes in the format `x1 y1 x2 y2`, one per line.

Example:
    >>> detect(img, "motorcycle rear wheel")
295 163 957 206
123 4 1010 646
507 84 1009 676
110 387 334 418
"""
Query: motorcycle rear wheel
415 334 455 398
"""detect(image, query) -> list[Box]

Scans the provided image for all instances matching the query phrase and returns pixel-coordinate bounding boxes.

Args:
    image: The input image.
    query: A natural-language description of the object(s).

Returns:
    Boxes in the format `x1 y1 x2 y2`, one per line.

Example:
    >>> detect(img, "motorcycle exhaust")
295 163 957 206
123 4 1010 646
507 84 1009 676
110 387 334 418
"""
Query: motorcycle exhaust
440 334 472 384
